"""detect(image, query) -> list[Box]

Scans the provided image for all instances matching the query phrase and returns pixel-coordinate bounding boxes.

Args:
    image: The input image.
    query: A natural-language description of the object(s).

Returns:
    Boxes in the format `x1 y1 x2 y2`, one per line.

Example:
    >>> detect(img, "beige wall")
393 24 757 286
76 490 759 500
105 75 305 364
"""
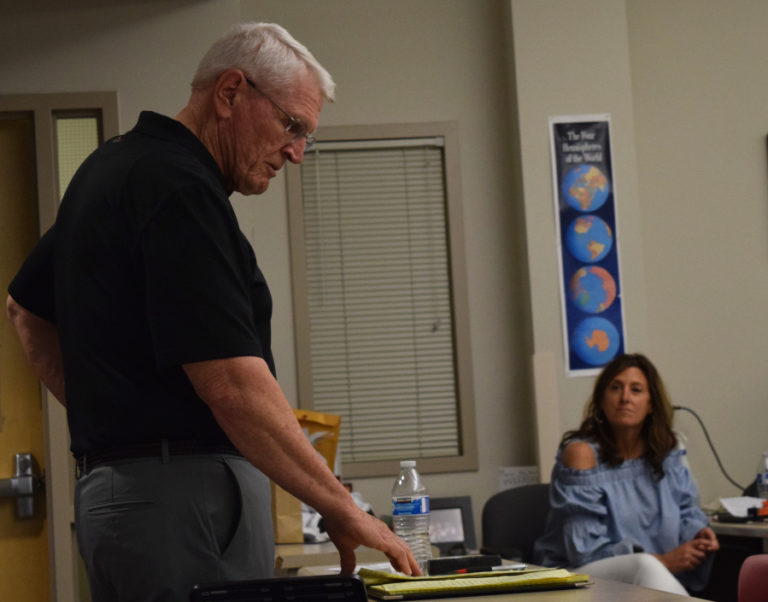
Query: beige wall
236 0 532 523
1 0 766 545
0 0 530 540
512 0 768 506
509 0 650 480
626 0 768 503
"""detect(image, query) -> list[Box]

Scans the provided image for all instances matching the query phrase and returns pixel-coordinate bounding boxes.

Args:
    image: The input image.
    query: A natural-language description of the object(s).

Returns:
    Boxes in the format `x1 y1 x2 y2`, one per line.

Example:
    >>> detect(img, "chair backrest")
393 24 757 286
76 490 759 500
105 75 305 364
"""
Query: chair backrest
738 553 768 602
480 483 550 562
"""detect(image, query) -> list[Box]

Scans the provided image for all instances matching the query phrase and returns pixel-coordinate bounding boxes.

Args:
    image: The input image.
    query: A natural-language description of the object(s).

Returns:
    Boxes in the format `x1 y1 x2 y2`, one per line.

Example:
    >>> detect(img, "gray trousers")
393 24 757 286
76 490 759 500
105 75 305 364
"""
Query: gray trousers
75 453 274 602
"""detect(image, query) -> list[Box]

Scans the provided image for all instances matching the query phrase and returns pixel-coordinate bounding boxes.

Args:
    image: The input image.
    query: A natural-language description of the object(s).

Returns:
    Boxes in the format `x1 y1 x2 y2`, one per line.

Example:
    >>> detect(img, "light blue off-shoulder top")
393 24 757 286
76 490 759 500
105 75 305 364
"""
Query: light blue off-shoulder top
533 439 711 590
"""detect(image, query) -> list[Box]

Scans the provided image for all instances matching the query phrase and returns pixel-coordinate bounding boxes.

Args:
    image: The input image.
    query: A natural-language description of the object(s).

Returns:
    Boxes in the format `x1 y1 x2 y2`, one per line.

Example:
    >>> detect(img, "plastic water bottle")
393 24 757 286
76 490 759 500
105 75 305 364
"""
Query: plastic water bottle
392 460 432 572
756 452 768 499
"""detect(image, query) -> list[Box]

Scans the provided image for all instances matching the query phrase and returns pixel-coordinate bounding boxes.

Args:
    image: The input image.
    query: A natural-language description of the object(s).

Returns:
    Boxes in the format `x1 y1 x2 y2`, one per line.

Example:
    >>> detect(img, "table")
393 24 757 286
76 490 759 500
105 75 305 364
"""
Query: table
711 519 768 552
297 563 708 601
422 579 707 601
277 544 710 600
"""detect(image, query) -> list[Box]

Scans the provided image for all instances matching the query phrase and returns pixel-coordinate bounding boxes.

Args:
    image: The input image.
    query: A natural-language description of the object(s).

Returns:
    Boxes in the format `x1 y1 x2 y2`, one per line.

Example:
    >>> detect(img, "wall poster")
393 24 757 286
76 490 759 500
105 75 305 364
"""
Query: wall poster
549 115 626 376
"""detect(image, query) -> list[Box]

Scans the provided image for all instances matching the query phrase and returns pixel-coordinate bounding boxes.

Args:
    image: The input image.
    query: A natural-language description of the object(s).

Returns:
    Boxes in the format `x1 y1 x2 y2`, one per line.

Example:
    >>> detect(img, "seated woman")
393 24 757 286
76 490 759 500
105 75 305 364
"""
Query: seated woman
533 353 718 595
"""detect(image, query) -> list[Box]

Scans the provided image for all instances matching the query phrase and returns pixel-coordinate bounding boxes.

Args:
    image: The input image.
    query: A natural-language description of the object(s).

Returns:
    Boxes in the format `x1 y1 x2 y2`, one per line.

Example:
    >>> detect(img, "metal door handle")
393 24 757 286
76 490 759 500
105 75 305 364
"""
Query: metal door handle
0 453 45 519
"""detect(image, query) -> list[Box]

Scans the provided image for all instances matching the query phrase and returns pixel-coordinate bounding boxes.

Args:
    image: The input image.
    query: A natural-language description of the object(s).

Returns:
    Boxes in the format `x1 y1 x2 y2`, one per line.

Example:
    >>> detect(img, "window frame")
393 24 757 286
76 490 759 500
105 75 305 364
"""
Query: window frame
286 122 477 478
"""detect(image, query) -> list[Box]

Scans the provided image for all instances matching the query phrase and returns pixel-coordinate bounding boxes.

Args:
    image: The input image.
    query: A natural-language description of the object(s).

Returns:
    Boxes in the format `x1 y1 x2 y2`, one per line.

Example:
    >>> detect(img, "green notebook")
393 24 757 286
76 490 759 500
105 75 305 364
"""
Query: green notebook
358 567 590 600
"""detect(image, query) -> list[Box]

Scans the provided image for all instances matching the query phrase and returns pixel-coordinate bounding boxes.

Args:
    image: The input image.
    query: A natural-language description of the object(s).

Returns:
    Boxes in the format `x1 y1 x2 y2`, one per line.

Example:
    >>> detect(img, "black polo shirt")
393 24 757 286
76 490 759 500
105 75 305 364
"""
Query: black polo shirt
9 111 275 455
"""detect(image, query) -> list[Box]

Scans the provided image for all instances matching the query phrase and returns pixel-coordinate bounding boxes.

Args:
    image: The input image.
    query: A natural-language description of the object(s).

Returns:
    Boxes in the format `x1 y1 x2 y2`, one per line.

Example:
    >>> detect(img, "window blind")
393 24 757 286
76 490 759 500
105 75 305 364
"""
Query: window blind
299 140 460 463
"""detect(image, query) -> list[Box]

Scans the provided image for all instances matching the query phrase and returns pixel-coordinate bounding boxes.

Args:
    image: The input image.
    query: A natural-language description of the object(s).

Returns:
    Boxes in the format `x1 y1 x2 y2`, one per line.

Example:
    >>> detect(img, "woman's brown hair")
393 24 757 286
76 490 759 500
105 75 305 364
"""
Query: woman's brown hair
561 353 677 477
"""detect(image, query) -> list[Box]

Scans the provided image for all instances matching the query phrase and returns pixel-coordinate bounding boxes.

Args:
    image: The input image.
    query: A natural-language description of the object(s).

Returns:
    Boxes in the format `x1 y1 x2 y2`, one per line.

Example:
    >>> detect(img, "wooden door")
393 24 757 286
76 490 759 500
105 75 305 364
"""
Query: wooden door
0 94 117 601
0 114 50 600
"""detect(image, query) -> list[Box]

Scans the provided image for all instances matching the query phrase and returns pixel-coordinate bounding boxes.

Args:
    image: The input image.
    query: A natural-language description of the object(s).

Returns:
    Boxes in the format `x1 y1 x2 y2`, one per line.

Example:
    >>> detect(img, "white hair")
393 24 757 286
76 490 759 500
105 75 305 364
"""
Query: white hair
192 22 335 100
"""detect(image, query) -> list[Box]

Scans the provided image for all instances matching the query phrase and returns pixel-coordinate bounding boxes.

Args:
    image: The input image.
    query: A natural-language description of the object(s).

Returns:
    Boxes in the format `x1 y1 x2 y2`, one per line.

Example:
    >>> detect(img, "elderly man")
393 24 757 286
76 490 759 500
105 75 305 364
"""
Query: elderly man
6 22 417 602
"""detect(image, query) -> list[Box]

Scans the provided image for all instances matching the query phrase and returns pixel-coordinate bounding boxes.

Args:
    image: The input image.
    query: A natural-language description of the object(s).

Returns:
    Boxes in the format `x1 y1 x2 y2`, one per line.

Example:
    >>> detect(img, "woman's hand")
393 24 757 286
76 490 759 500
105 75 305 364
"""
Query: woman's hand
653 527 719 573
654 542 707 573
693 526 719 552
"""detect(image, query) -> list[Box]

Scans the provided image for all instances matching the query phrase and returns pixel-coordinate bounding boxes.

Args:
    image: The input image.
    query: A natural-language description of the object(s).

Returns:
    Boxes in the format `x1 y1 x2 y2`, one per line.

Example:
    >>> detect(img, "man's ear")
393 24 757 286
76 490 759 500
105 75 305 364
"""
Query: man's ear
212 69 246 118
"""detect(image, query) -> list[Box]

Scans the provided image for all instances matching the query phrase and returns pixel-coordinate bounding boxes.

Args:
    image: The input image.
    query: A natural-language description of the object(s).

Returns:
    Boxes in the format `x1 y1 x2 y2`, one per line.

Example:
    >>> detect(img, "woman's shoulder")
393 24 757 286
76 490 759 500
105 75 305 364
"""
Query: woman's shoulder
561 439 598 470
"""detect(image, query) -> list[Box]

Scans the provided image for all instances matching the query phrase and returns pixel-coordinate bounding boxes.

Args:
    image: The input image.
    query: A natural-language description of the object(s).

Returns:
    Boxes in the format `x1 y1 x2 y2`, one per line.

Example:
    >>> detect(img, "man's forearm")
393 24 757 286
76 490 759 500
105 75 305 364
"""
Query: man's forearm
183 356 352 516
183 355 421 576
6 294 66 405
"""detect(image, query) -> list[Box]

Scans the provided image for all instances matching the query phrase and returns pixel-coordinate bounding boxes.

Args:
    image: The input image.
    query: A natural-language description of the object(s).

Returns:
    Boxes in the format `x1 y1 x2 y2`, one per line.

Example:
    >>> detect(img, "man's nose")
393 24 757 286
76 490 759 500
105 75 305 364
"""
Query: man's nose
283 139 305 164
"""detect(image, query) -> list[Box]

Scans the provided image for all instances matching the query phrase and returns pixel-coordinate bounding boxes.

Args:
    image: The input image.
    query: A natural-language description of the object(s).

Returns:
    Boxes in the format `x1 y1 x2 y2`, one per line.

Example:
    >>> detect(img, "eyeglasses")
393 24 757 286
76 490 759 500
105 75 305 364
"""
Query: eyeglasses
244 77 316 151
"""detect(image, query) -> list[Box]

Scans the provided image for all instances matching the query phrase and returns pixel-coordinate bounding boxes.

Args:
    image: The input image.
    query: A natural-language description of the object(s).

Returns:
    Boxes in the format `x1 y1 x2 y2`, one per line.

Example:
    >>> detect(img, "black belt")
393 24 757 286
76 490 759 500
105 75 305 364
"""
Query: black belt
75 440 242 476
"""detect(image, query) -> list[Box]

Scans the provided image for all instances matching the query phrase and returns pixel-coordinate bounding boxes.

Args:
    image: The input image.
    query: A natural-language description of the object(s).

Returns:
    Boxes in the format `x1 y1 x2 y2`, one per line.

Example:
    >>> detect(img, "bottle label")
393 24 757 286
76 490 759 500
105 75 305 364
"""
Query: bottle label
393 496 430 516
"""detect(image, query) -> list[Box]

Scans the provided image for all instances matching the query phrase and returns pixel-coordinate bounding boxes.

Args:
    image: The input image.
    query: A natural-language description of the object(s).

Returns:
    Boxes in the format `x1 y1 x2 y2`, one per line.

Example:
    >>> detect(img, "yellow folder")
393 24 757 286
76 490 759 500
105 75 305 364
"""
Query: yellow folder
358 567 591 600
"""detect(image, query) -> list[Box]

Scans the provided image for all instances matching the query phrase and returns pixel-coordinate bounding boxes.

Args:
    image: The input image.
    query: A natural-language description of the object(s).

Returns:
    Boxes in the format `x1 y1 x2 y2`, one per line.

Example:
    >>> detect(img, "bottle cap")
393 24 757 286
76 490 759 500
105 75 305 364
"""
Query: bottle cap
400 460 416 468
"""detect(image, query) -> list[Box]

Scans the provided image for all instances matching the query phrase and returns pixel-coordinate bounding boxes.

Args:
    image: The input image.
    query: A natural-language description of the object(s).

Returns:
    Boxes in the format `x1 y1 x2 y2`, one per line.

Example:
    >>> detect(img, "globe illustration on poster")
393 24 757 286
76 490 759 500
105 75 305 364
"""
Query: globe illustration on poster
565 215 613 263
562 165 610 212
572 316 620 366
569 266 616 314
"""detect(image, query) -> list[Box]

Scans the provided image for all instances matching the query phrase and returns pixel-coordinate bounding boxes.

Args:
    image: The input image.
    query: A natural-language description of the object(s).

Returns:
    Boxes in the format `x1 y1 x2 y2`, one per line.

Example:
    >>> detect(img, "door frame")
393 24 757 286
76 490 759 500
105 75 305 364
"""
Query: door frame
0 92 118 602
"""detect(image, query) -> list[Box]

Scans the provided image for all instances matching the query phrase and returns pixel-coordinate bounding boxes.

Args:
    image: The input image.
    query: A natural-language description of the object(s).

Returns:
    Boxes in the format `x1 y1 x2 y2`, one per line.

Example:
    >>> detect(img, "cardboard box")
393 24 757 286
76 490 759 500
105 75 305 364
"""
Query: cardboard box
270 481 303 544
270 409 342 543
